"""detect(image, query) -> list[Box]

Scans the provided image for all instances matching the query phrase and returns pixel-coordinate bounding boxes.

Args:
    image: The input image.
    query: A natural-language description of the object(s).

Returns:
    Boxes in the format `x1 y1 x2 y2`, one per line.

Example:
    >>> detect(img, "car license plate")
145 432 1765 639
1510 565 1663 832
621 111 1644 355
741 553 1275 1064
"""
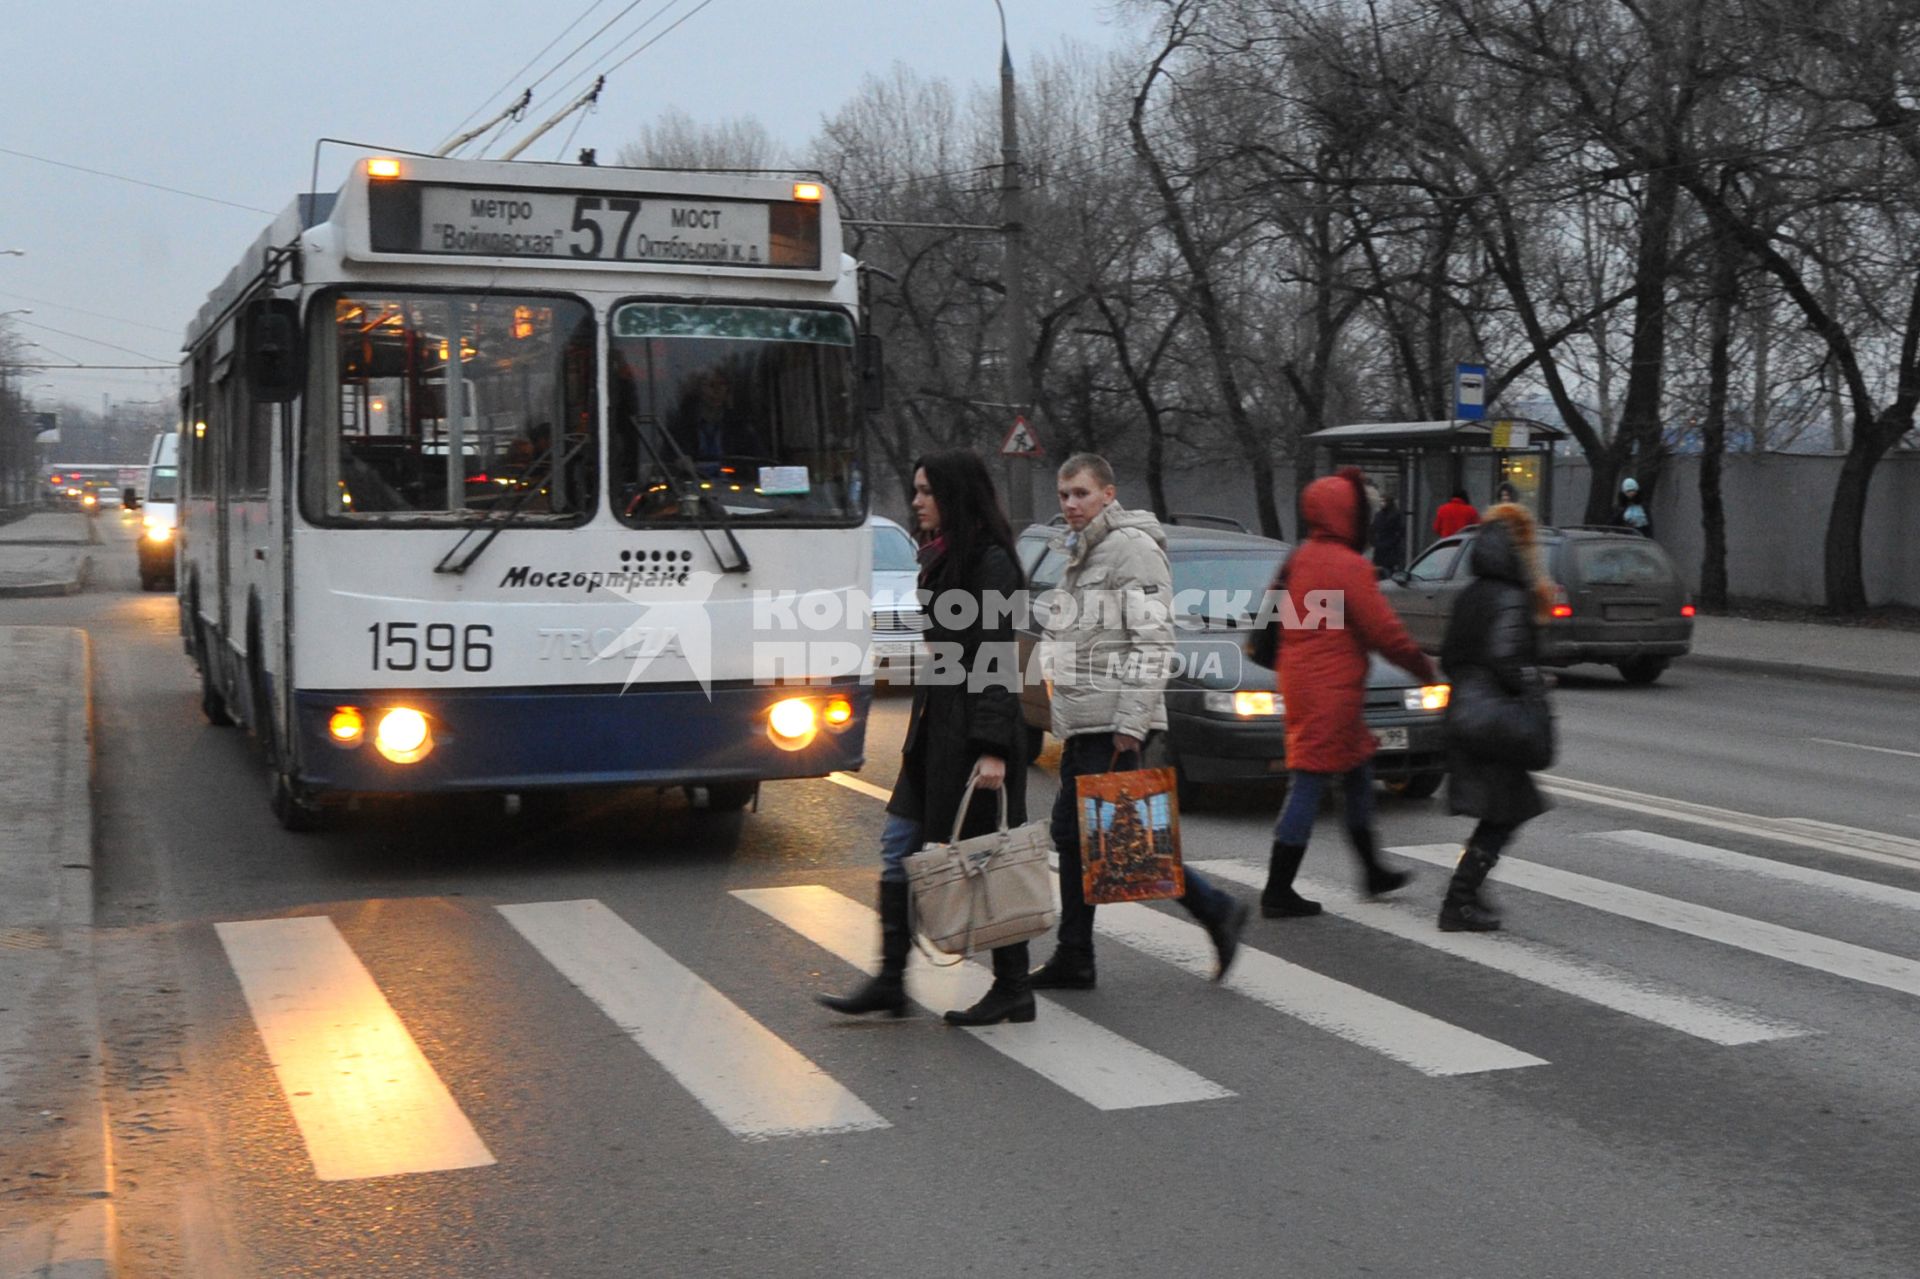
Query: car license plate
873 640 913 658
1371 727 1409 751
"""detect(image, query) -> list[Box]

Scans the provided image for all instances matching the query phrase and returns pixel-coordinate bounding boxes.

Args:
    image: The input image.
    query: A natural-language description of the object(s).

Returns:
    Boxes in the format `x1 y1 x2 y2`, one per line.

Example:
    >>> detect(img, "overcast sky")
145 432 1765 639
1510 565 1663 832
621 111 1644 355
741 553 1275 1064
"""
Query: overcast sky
0 0 1128 421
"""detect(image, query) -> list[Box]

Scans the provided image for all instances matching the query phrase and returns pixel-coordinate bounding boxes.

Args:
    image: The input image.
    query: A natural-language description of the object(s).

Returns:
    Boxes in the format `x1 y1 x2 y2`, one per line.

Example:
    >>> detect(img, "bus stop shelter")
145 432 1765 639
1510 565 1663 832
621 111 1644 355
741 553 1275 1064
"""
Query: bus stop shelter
1305 417 1565 555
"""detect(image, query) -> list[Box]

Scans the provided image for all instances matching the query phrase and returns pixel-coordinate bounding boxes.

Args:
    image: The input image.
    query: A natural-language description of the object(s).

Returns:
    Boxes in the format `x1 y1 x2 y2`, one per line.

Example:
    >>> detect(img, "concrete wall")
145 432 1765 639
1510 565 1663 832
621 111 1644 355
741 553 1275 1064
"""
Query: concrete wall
1552 453 1920 607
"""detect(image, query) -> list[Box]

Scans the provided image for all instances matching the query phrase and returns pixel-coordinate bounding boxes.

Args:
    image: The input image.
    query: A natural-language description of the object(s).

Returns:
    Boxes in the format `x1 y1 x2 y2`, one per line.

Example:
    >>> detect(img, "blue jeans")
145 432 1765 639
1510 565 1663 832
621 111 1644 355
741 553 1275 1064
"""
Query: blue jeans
1273 761 1376 846
1051 732 1235 951
879 813 923 884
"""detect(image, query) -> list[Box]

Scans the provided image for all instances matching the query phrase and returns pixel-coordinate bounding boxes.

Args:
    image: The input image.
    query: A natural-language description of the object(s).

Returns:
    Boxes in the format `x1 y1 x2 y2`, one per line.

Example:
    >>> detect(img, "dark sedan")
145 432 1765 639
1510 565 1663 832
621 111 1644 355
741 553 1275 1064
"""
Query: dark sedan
1015 519 1452 802
1383 523 1694 684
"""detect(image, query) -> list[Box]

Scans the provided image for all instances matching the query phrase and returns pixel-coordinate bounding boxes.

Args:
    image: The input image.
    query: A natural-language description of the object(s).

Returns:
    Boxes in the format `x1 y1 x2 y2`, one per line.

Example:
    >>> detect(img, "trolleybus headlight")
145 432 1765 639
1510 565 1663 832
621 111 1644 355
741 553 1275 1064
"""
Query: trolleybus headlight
143 520 172 543
327 707 365 747
767 698 818 750
823 696 854 730
374 706 433 763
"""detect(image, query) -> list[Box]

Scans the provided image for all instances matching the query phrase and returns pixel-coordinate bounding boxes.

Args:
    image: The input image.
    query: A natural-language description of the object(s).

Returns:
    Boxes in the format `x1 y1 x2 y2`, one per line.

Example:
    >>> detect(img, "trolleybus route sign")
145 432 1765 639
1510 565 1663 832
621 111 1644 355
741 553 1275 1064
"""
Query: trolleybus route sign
369 183 821 270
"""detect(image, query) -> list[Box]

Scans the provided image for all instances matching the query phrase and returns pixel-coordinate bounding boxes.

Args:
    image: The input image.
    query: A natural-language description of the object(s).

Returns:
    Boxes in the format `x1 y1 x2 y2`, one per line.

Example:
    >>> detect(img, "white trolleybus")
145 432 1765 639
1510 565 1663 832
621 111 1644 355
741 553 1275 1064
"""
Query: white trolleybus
179 154 881 829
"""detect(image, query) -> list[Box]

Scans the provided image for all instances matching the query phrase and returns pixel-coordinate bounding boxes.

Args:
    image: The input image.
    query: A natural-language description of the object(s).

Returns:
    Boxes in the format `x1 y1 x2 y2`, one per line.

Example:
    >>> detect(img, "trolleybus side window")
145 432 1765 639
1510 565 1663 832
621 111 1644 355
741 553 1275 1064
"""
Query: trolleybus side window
301 290 597 524
608 302 861 527
188 358 215 498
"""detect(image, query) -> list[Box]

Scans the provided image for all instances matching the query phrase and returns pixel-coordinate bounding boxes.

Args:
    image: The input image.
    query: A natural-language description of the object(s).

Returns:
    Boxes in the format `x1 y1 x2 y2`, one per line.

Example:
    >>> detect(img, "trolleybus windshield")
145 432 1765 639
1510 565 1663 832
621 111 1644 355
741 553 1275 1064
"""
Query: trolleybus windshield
302 289 597 525
608 302 860 527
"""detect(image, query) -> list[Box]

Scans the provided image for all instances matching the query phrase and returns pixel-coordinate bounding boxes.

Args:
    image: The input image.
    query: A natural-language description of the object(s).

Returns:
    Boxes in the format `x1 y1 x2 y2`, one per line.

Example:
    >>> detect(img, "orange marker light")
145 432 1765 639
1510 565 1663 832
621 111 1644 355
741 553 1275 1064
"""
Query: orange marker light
824 697 854 728
368 157 402 179
792 182 824 202
328 707 365 745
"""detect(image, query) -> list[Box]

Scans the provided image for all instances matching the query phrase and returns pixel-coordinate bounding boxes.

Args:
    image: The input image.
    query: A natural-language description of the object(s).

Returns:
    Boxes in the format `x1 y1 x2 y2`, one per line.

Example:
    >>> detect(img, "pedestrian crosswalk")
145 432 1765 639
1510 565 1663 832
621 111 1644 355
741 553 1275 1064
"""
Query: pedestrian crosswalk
203 825 1920 1182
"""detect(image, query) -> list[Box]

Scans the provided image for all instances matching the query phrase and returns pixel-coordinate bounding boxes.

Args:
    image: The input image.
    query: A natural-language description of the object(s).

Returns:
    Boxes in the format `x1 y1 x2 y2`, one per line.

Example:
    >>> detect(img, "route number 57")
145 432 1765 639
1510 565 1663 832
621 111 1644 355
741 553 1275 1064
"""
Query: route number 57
569 197 642 260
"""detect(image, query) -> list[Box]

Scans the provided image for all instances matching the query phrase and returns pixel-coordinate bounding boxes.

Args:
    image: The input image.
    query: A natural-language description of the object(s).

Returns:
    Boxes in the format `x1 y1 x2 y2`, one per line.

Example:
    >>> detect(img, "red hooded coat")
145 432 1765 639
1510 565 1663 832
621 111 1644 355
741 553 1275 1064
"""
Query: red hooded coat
1277 471 1437 773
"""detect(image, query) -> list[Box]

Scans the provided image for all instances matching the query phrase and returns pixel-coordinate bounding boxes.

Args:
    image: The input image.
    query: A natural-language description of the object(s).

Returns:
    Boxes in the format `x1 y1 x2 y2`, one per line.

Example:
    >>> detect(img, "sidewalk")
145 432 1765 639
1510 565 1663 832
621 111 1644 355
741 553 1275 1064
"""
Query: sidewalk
0 513 95 599
1688 614 1920 691
0 628 111 1279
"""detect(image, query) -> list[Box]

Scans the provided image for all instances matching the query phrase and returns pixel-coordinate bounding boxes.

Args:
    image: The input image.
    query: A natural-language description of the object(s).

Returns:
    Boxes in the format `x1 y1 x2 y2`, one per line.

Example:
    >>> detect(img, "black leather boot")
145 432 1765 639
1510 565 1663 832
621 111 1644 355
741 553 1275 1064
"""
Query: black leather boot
1029 943 1096 990
818 880 911 1016
945 942 1037 1026
1260 842 1322 918
1200 897 1252 982
1438 844 1502 932
1351 827 1412 897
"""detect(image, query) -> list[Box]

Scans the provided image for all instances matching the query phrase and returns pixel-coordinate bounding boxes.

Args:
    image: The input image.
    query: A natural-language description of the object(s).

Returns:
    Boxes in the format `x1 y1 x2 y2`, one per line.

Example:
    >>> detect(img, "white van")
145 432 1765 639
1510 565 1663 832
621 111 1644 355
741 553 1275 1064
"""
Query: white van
140 432 180 591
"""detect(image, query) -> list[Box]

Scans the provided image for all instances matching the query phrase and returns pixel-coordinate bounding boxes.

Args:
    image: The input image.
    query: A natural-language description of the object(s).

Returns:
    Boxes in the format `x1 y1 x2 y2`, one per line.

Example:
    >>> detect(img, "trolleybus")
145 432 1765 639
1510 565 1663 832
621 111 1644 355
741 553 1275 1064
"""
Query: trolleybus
178 153 879 828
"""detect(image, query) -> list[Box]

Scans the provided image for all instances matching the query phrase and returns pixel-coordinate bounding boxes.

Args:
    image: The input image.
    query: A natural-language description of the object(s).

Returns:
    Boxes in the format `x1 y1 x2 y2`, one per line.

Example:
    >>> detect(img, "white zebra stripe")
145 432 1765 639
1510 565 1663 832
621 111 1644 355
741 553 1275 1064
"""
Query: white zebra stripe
734 885 1233 1111
1193 858 1802 1047
498 899 888 1142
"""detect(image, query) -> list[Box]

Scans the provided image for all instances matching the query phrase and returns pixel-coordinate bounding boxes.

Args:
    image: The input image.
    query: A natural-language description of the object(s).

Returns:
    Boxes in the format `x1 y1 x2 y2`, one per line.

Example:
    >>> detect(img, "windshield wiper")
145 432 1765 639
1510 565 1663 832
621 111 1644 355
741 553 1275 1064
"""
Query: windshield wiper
625 412 751 574
433 432 590 575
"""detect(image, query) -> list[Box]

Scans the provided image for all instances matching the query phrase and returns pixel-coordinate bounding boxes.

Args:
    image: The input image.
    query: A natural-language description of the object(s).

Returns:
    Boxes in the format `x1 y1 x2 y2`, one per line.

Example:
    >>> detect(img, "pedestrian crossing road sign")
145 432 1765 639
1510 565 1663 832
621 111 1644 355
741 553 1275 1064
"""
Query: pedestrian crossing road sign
1000 415 1043 458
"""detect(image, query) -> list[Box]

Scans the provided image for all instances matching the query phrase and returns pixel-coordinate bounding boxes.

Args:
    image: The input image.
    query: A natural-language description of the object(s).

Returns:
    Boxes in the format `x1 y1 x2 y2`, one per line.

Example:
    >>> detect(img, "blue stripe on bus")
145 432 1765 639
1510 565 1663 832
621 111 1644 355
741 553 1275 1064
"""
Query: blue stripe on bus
292 681 871 794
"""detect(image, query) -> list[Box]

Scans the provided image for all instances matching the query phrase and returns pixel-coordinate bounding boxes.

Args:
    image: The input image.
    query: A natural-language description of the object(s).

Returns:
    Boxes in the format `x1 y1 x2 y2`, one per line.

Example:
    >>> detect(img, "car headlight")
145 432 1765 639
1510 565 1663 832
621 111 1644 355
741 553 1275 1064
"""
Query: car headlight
1203 690 1284 717
1404 684 1450 711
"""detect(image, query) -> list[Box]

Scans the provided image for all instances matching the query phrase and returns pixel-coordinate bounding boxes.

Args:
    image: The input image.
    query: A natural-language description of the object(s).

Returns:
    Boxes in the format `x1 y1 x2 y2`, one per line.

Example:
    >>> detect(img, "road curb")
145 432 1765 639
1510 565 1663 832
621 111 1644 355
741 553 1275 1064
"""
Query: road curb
1685 651 1920 693
0 630 116 1279
0 554 92 600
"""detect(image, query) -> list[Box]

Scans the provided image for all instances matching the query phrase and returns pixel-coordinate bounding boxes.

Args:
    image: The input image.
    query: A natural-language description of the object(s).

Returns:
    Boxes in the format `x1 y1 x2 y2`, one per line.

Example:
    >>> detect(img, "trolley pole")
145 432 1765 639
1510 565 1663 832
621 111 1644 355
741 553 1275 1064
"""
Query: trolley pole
997 3 1035 525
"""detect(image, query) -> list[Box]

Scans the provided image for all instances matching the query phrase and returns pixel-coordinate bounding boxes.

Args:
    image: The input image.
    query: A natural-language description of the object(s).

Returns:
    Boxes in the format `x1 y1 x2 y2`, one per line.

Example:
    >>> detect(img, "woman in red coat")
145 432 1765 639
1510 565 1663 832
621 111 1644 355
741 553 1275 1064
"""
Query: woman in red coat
1261 468 1439 917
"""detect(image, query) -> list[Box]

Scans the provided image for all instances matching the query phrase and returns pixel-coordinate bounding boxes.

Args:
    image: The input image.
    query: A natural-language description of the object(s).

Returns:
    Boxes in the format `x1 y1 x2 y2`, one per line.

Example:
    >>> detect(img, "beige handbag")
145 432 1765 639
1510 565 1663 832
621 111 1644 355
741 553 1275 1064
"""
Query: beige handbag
903 778 1057 960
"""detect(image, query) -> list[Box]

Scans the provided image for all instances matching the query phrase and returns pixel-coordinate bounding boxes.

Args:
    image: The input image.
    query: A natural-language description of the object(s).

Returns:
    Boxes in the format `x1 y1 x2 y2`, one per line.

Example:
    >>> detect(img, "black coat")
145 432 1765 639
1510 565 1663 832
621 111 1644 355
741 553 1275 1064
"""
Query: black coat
886 542 1029 842
1440 524 1550 827
1371 504 1406 573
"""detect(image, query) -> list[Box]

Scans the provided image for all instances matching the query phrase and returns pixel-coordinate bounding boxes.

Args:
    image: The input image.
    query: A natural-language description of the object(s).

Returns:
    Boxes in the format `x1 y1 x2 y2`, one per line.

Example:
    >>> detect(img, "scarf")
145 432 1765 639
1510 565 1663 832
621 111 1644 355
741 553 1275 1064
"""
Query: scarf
916 533 949 590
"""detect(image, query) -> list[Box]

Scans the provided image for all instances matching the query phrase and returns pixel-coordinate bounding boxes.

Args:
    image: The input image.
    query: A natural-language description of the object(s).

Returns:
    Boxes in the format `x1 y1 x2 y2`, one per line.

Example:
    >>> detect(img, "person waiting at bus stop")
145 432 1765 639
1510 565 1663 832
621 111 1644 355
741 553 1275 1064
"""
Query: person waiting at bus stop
1260 467 1439 917
818 449 1037 1026
1027 453 1250 990
1433 488 1480 539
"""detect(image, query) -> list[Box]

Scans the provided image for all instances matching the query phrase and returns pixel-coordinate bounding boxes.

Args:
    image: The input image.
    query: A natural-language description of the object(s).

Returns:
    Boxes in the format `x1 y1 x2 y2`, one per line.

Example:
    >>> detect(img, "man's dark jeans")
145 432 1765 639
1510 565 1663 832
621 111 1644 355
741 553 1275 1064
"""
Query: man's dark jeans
1051 731 1235 951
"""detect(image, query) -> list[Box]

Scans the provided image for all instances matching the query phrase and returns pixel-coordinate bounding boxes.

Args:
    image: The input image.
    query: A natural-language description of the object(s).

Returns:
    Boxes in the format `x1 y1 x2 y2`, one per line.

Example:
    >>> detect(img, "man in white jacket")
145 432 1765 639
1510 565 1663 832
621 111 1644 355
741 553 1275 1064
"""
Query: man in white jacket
1029 454 1251 988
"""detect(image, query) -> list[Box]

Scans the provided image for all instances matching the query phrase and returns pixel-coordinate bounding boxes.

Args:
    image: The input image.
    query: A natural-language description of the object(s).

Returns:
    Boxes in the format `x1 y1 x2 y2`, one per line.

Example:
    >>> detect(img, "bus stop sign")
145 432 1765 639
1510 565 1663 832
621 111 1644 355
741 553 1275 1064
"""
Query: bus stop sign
1455 363 1488 421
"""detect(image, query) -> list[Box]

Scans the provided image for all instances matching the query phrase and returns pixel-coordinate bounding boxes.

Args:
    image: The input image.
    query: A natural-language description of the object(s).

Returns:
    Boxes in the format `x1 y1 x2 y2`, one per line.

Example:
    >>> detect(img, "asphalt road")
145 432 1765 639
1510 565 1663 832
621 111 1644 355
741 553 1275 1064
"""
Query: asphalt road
10 516 1920 1278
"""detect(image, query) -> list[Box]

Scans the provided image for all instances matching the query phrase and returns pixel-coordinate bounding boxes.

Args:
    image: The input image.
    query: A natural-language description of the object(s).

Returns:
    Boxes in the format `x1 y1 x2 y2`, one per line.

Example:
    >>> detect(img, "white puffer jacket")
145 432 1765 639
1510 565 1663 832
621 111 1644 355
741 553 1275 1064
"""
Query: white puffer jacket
1041 503 1174 741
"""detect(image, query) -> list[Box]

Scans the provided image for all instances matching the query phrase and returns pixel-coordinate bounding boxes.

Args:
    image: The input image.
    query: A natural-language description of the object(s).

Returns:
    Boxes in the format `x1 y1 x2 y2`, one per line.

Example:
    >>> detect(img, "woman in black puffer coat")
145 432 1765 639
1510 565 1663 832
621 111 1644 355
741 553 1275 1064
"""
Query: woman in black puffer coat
1438 503 1555 932
818 449 1033 1025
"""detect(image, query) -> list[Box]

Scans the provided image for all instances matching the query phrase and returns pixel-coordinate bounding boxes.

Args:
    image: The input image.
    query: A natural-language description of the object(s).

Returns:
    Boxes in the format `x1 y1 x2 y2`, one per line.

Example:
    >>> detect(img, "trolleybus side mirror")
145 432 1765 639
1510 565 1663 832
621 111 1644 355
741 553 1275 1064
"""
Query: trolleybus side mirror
860 334 886 412
242 298 304 404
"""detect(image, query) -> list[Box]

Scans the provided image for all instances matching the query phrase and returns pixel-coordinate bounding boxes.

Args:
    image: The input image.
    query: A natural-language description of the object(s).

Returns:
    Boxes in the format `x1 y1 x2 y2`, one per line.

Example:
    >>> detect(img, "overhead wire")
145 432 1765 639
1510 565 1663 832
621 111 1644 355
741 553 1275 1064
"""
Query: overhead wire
478 0 670 155
494 0 721 159
0 145 272 215
444 0 611 141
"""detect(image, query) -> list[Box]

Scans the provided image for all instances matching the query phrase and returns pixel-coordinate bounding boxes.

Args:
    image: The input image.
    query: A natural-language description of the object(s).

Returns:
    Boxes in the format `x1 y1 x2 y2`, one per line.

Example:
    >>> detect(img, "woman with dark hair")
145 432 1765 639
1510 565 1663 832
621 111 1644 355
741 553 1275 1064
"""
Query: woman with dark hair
1436 502 1555 932
818 449 1035 1026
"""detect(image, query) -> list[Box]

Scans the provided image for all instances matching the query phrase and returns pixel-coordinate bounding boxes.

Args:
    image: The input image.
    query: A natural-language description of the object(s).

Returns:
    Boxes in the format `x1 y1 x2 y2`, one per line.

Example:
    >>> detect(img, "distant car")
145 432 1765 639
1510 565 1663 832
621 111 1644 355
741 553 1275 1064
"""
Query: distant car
1383 524 1694 685
1015 517 1453 801
867 515 927 685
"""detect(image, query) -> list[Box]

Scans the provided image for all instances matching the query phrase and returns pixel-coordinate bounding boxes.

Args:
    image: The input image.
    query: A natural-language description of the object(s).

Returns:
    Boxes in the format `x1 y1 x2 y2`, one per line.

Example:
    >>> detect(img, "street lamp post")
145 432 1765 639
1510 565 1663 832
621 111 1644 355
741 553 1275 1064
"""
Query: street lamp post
994 0 1035 525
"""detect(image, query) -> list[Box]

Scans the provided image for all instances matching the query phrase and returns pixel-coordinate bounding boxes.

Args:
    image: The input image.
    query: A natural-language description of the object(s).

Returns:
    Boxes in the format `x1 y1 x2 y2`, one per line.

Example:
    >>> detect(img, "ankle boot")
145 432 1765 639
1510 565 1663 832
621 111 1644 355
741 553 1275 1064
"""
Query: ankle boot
1438 844 1502 932
1201 897 1252 982
1029 943 1096 990
1351 827 1413 897
1260 841 1322 918
818 880 912 1016
945 942 1037 1026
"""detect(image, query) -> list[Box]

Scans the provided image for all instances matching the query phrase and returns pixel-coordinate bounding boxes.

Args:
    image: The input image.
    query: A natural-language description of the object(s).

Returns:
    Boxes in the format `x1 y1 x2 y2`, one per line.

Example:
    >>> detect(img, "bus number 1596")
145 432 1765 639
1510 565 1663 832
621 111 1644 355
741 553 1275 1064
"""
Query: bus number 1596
368 622 495 673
